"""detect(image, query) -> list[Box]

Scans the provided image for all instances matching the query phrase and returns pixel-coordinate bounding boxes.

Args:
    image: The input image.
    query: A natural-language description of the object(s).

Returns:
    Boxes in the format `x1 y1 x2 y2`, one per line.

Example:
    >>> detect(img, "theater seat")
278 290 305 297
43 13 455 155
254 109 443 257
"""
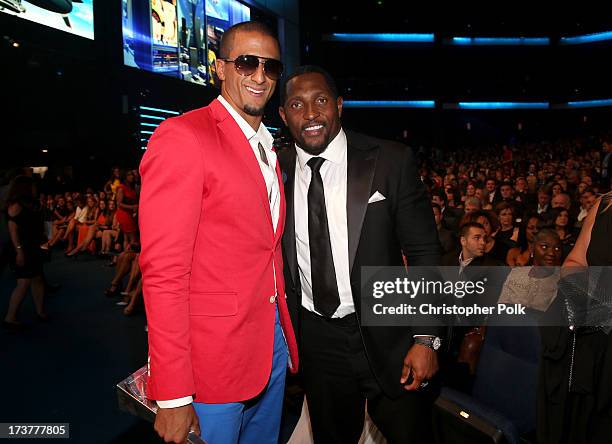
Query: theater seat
433 323 541 444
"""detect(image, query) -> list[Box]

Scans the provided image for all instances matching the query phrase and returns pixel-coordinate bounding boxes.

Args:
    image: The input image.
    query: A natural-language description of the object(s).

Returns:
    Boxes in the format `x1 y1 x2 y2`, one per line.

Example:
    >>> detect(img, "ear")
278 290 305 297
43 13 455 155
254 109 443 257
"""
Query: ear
216 58 226 82
337 96 343 118
278 106 287 126
460 236 467 248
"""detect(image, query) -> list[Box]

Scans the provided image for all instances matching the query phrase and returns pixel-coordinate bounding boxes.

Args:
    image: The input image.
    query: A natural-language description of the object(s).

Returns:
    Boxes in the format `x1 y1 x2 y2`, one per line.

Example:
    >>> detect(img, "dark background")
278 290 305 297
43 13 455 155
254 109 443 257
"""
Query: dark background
1 3 611 188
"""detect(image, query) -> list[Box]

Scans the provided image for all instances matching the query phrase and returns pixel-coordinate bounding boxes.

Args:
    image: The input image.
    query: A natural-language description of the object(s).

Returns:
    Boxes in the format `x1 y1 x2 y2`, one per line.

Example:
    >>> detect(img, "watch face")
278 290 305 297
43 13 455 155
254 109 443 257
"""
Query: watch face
433 337 441 350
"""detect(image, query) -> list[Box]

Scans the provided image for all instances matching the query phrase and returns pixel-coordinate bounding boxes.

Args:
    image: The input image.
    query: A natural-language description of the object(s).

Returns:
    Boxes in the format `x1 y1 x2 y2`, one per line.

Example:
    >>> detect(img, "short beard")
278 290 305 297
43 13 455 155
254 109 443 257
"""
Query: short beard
297 140 328 156
243 104 265 116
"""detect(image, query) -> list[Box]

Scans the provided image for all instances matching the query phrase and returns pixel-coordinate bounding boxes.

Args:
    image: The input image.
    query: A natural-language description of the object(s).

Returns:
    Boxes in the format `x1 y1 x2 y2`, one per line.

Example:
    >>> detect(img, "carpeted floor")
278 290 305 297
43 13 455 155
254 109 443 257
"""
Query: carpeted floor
0 251 301 443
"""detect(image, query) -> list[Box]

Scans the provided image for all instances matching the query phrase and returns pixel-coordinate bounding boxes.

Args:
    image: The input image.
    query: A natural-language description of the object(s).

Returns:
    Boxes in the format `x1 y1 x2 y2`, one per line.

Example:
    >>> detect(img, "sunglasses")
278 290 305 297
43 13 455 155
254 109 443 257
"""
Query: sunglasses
222 55 284 81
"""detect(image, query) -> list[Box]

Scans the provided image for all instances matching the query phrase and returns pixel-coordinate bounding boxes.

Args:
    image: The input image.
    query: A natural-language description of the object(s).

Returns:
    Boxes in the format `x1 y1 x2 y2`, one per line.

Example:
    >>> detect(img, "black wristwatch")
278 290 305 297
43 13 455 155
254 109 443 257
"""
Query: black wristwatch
414 336 442 351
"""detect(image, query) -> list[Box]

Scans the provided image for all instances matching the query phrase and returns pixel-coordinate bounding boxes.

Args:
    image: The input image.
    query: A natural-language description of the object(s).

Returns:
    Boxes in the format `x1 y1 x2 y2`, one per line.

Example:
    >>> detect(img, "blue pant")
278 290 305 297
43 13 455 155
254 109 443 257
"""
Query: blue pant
193 307 288 444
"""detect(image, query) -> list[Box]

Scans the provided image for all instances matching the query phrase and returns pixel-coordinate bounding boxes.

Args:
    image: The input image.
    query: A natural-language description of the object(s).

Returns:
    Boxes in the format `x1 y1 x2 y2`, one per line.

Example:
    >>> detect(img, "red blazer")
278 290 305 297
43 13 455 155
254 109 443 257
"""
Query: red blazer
139 99 299 404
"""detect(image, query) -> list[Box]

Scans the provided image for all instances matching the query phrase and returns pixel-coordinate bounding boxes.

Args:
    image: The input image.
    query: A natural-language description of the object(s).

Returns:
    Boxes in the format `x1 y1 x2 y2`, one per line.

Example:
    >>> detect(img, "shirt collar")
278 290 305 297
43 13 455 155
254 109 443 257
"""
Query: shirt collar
459 251 476 267
217 95 274 150
296 128 347 172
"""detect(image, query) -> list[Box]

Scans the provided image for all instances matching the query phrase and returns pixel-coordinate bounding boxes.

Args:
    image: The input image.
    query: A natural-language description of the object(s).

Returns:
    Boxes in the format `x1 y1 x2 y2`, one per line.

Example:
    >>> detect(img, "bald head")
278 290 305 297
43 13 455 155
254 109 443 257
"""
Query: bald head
219 21 278 59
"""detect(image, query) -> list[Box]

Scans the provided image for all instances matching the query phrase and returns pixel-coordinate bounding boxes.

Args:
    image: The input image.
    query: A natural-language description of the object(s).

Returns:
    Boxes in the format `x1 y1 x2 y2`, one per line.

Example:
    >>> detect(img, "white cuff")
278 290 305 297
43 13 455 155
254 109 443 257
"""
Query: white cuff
156 396 193 409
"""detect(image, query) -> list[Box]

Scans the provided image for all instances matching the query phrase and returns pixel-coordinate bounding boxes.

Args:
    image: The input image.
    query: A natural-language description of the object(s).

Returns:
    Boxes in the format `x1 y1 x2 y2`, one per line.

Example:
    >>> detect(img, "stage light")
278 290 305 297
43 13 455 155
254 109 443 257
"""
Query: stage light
140 130 154 135
451 37 550 46
140 122 159 128
42 149 48 153
457 102 549 110
139 114 166 121
327 33 434 43
566 99 612 108
12 41 19 48
560 31 612 45
138 106 180 115
343 100 436 109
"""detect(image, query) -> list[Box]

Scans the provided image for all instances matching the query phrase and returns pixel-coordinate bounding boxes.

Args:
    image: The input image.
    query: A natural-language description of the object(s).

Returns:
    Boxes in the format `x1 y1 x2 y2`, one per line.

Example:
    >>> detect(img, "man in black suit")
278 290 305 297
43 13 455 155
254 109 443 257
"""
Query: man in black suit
442 222 501 267
278 65 442 443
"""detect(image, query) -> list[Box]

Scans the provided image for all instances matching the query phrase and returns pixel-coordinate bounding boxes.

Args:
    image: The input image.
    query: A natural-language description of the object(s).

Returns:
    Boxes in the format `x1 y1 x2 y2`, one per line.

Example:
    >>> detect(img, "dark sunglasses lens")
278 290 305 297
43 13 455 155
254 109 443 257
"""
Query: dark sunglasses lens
234 55 259 75
263 59 283 80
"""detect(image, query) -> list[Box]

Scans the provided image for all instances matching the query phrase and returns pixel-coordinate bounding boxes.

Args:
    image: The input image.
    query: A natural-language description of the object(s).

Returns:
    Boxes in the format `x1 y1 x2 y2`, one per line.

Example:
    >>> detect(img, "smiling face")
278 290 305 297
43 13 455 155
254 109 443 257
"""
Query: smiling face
279 72 343 156
216 30 280 128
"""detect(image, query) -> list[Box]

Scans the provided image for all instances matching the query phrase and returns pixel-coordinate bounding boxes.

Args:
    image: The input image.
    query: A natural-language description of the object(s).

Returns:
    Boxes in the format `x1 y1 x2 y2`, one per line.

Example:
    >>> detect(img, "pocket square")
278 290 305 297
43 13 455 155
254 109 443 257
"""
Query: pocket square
368 191 386 204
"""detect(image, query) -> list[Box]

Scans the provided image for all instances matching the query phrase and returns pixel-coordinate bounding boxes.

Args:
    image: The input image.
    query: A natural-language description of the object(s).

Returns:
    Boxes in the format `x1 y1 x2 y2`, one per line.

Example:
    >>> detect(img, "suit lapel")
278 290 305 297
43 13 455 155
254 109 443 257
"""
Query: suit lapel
347 142 379 272
281 149 299 287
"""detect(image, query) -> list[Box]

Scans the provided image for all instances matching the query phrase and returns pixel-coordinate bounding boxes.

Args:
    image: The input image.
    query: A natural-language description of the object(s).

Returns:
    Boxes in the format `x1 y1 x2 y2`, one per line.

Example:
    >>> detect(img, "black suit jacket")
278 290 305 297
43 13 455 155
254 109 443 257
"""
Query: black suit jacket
279 130 442 399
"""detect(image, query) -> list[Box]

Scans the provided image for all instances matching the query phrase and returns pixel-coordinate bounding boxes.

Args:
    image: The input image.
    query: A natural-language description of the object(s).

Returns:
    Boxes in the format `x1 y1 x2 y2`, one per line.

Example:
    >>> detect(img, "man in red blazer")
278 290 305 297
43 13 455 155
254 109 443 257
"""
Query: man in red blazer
139 21 298 444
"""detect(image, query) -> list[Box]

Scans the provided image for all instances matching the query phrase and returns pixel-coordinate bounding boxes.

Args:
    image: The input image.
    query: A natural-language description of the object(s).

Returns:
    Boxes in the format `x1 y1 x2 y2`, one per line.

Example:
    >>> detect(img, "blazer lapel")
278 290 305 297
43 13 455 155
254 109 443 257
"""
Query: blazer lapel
214 107 274 233
281 149 299 288
347 142 379 272
274 159 286 243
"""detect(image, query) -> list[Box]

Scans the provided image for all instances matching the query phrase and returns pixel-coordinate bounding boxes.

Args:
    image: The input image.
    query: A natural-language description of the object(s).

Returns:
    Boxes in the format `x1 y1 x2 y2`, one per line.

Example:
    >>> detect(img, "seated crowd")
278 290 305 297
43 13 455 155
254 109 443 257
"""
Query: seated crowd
1 166 142 330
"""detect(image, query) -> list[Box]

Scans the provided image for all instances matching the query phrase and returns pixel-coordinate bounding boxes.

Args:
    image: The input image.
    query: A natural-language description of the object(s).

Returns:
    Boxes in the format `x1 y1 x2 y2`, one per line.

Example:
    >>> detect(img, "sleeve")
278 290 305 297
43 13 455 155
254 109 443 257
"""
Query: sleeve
157 396 194 409
139 118 205 401
395 146 441 266
394 145 444 338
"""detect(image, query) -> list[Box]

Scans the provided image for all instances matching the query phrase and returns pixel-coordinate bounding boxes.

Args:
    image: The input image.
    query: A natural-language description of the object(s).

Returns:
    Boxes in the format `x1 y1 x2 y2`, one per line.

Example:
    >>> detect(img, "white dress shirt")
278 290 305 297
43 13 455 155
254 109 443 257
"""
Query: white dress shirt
294 129 355 318
157 96 281 409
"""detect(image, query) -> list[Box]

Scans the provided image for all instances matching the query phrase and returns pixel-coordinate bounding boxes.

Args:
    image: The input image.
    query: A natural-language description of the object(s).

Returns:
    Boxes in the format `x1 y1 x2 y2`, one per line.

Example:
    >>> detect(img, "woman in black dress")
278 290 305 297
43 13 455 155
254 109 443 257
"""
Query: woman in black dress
2 176 48 331
538 193 612 443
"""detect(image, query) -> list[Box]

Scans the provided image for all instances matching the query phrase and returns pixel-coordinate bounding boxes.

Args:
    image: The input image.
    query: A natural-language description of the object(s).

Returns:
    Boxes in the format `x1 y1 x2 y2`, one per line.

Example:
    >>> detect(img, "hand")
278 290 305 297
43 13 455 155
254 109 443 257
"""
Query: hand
154 404 200 444
400 343 439 391
15 250 25 267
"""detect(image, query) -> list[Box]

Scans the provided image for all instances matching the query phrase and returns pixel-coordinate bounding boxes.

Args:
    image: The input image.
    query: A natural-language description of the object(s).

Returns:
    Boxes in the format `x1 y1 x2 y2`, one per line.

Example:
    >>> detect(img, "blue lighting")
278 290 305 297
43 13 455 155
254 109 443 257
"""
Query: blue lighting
566 98 612 108
560 31 612 45
139 114 166 121
140 138 149 142
343 100 436 109
140 122 159 128
139 106 180 115
266 126 280 132
329 33 434 43
451 36 550 46
140 130 155 135
457 102 550 110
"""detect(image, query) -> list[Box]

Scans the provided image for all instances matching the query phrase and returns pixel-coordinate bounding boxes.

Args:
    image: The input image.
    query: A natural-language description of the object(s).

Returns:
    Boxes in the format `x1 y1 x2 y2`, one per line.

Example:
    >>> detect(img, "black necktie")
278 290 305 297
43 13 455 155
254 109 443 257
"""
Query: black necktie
307 157 340 317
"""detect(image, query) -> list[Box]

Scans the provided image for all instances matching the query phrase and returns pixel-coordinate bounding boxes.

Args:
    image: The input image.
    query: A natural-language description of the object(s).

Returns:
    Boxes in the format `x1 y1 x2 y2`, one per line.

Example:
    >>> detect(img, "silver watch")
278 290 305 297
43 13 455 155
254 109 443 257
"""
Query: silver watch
414 336 441 351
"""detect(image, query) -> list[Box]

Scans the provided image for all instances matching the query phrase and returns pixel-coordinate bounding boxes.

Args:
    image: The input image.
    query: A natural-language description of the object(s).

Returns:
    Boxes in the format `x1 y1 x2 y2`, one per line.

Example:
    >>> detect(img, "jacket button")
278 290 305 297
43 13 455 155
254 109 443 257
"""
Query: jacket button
269 295 276 303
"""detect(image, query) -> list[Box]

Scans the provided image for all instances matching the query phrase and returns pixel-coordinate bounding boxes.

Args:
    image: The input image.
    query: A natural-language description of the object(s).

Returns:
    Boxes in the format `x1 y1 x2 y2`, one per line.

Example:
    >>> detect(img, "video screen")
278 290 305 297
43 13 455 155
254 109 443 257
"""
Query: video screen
123 0 207 85
206 0 250 87
0 0 95 40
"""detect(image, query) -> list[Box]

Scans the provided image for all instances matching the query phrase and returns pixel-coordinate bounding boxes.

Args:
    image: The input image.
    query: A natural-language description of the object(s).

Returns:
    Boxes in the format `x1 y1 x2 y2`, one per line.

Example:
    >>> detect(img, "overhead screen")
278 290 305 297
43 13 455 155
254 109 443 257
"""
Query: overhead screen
122 0 250 86
0 0 95 39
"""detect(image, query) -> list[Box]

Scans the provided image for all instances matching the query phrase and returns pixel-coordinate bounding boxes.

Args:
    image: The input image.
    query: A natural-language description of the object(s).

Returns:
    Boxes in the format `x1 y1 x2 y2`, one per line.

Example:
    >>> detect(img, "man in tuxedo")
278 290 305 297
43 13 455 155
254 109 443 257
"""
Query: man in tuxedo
139 22 298 444
278 65 442 443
